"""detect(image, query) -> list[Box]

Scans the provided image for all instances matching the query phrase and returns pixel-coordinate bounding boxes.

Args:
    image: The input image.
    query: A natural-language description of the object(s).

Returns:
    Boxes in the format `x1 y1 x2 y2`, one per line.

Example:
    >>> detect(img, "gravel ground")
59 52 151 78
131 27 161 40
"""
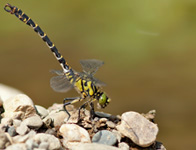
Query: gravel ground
0 84 166 150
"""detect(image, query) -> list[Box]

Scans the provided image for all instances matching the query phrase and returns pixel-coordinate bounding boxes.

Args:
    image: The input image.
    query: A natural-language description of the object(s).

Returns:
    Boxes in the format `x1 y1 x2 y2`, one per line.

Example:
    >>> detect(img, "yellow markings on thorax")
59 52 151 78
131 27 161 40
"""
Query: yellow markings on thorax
83 80 94 96
88 81 94 96
75 78 83 93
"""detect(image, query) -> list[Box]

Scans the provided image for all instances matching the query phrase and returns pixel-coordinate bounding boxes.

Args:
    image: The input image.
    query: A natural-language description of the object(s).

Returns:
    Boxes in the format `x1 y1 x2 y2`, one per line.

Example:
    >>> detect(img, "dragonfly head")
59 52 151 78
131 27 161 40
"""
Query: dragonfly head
98 92 111 108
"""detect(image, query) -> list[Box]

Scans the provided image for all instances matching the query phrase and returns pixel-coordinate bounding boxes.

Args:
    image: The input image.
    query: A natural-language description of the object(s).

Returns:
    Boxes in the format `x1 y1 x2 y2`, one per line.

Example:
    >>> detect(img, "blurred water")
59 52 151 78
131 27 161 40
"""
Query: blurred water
1 1 196 149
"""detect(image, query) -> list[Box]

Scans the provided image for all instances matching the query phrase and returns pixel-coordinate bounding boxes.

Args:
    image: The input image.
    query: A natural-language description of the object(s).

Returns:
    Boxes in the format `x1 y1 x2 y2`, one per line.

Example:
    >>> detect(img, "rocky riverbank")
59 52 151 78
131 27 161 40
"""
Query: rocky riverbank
0 84 166 150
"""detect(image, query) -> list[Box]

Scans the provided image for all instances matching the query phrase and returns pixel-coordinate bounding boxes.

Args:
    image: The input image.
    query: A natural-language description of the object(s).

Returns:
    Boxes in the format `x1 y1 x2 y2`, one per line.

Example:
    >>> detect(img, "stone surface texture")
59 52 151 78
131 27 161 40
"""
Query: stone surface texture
116 111 159 147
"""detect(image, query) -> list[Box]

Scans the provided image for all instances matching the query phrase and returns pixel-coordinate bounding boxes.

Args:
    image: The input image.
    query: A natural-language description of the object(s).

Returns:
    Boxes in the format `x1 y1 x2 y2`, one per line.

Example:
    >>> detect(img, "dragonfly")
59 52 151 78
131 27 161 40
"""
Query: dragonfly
4 3 111 120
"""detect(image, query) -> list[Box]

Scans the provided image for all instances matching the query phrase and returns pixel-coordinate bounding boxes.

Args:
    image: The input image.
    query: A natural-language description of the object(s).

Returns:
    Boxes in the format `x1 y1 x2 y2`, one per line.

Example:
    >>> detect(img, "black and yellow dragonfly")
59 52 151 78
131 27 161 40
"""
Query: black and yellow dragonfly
4 3 111 120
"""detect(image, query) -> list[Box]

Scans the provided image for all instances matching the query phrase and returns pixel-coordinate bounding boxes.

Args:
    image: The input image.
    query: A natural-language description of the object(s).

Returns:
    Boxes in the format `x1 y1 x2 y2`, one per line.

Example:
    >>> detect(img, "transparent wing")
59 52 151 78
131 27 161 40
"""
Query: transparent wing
92 77 106 87
50 70 64 76
80 59 104 75
50 75 73 93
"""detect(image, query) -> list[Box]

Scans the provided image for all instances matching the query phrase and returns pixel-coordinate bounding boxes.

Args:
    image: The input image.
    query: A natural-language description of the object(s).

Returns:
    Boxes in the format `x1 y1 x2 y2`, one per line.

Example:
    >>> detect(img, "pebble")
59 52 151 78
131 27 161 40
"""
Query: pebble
13 130 36 143
0 124 7 133
0 133 11 149
0 92 165 150
6 143 26 150
155 141 167 150
95 111 119 121
13 119 22 128
71 143 120 150
8 126 17 137
106 120 116 128
26 138 38 150
111 130 121 143
33 133 61 150
92 130 117 146
116 111 159 147
0 83 23 102
23 115 43 130
47 103 64 112
39 142 49 149
99 118 108 123
35 105 49 119
16 122 29 135
45 128 56 136
118 142 129 150
1 117 13 126
3 94 36 119
59 124 90 148
142 110 156 121
95 111 112 118
43 110 68 128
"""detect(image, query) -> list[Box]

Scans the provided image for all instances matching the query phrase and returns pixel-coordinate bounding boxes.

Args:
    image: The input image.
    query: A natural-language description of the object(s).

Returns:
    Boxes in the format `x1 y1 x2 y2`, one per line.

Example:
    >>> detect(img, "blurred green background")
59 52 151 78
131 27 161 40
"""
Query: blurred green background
1 0 196 149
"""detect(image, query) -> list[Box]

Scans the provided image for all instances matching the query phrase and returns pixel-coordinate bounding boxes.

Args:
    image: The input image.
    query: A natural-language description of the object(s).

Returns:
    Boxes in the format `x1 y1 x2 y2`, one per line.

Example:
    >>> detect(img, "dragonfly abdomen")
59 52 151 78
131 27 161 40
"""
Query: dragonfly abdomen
4 4 74 77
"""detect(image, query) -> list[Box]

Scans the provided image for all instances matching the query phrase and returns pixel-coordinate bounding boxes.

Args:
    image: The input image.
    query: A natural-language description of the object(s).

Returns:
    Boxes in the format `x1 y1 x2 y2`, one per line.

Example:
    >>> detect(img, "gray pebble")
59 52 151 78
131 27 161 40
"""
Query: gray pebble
155 141 167 150
8 126 17 137
95 111 112 118
71 143 119 150
92 130 117 146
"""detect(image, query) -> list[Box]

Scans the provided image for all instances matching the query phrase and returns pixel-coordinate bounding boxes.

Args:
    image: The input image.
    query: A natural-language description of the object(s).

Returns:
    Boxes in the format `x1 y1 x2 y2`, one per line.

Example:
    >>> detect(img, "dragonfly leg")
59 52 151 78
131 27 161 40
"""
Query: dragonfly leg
63 97 80 104
63 97 82 121
78 100 96 121
89 102 95 120
78 100 90 121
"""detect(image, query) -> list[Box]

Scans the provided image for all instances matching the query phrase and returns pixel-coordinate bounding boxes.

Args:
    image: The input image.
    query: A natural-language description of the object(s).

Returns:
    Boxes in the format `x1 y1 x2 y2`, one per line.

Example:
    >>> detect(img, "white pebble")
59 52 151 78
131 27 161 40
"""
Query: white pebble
116 111 158 147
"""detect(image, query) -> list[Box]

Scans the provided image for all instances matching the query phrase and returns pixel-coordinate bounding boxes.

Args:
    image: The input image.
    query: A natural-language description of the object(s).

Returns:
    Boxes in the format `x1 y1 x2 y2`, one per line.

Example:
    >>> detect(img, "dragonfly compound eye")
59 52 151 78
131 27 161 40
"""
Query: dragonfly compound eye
99 93 110 108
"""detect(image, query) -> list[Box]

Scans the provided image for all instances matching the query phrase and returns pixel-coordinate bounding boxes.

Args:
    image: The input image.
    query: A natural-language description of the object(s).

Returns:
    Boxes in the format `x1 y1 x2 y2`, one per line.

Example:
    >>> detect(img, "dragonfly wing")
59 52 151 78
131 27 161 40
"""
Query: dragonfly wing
50 75 73 93
93 77 106 87
50 70 64 76
80 59 104 75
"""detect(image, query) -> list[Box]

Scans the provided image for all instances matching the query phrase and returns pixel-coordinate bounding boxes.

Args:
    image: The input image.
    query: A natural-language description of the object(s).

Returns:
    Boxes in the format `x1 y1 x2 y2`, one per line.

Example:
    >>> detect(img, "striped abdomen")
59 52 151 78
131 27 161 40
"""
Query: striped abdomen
4 3 75 82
